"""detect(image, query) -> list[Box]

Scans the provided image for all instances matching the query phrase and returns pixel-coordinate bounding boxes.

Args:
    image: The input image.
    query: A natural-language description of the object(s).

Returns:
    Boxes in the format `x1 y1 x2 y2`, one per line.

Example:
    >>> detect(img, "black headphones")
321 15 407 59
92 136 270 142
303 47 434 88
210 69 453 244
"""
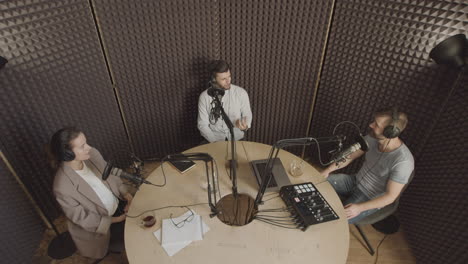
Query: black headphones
60 146 76 161
52 128 77 162
209 75 221 90
383 107 401 139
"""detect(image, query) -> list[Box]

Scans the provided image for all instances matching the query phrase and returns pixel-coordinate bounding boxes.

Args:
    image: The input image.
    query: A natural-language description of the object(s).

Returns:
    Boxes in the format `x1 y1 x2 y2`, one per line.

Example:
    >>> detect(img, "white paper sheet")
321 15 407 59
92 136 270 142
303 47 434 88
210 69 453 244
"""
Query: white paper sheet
153 210 210 257
162 214 203 245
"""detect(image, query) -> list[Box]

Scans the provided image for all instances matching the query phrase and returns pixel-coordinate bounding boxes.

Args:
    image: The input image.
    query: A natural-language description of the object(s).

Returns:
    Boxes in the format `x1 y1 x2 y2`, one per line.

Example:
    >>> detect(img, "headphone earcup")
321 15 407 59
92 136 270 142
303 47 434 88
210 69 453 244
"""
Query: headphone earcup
383 125 401 139
61 149 76 161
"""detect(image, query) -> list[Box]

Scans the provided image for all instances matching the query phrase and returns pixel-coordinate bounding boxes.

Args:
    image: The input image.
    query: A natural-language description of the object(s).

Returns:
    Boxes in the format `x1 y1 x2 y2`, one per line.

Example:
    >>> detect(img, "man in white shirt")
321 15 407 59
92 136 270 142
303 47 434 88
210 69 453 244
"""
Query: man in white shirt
197 60 252 142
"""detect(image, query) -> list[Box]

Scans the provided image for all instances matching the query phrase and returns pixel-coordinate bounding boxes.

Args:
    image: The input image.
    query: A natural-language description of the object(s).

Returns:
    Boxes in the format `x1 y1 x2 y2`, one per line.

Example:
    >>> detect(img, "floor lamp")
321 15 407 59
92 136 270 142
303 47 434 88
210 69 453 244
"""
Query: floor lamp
430 34 467 68
426 33 467 152
429 33 467 90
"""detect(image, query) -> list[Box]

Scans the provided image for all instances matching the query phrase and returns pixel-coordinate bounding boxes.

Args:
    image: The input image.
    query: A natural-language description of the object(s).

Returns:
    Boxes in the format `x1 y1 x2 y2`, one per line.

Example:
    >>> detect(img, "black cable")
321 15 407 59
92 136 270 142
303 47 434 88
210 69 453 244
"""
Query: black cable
126 203 208 218
258 209 288 213
309 137 331 166
142 165 166 187
263 195 280 202
374 235 388 264
258 207 288 211
145 161 167 188
147 181 166 187
255 219 296 227
255 217 296 224
256 214 293 219
256 214 294 219
255 218 299 229
332 120 362 136
263 192 278 197
255 216 296 224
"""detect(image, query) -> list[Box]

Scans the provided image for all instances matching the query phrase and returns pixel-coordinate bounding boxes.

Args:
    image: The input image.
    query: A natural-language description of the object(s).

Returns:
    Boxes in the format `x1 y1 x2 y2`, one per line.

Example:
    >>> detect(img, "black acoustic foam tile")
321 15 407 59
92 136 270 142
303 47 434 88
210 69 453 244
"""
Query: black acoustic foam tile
0 153 44 263
92 0 219 158
309 0 467 263
219 0 334 149
0 0 130 217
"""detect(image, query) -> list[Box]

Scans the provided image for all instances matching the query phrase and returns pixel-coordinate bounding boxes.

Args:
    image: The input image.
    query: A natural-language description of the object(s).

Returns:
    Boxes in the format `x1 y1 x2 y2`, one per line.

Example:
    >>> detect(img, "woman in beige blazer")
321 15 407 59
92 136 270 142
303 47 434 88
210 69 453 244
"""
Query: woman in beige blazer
49 127 133 259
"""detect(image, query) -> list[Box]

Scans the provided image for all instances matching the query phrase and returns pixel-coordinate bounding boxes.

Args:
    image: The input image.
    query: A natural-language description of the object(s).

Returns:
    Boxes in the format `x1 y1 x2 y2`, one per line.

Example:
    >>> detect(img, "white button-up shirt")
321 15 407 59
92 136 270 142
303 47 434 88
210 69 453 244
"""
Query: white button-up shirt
197 84 252 142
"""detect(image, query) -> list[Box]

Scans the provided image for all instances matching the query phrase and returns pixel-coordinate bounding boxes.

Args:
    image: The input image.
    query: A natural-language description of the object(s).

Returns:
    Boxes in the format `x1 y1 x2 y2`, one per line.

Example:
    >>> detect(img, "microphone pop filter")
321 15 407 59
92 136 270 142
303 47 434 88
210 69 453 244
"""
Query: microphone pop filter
207 87 225 97
102 161 113 181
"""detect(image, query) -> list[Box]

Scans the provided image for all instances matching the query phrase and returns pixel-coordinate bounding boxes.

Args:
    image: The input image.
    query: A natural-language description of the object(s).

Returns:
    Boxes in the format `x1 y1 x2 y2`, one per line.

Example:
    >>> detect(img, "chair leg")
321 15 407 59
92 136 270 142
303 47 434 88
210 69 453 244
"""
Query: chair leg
354 224 375 256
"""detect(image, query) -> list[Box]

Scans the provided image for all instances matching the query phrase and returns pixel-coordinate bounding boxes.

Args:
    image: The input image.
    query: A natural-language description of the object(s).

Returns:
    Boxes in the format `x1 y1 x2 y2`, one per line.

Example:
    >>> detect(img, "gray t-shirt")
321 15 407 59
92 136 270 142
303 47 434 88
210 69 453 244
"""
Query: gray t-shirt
356 135 414 199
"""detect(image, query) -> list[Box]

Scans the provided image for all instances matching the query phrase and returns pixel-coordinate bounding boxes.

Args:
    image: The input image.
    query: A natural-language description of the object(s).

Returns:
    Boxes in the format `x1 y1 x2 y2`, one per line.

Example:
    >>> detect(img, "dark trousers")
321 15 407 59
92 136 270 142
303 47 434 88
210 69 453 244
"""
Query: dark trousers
109 199 127 252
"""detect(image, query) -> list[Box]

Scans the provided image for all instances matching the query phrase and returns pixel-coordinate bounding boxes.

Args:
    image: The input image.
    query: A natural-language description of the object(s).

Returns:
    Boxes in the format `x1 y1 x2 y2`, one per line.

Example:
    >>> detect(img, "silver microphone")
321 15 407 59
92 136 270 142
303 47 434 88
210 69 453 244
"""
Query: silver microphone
332 135 369 164
110 167 151 185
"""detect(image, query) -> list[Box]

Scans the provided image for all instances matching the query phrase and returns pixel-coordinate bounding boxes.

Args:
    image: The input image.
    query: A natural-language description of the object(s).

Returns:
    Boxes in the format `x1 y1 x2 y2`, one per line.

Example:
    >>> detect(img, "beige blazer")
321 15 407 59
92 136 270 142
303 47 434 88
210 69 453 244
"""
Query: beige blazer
53 147 127 259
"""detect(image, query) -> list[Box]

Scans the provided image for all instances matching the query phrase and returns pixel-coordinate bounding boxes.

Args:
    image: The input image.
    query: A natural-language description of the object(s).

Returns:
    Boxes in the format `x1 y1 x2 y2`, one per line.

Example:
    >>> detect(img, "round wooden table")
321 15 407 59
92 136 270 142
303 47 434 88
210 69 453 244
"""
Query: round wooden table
125 141 349 264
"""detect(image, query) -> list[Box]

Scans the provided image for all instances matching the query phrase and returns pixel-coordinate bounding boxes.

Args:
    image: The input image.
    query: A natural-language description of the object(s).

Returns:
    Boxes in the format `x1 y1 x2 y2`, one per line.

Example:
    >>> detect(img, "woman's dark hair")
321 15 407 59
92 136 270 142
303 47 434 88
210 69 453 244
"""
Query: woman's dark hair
211 60 230 79
47 127 82 172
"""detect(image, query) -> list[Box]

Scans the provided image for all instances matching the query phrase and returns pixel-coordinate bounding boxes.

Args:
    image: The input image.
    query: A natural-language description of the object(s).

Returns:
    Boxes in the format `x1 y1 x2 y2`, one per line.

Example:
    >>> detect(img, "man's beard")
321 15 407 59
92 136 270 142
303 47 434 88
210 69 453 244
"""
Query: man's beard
370 130 387 141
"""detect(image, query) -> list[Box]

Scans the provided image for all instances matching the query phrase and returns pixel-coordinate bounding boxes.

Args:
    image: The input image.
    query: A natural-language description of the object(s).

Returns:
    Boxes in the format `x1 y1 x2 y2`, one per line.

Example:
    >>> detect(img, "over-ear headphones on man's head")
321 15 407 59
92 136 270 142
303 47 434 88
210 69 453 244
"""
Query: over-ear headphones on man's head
383 107 401 139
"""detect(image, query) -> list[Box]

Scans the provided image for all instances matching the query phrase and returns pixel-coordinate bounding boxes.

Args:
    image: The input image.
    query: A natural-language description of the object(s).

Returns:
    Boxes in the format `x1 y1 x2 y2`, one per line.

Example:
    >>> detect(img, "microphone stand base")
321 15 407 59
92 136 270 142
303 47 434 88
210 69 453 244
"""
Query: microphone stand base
215 194 257 226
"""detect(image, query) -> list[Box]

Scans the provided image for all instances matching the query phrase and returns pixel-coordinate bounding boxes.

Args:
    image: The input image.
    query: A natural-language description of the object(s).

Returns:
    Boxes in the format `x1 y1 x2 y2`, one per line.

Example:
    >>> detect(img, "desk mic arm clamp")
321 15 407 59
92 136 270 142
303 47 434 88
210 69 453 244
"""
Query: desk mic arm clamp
254 136 344 206
164 153 219 217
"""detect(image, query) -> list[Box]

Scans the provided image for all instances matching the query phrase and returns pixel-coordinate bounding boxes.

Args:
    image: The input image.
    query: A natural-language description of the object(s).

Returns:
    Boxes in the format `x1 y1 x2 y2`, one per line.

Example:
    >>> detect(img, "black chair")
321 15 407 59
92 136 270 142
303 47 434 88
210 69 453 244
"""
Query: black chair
353 171 415 255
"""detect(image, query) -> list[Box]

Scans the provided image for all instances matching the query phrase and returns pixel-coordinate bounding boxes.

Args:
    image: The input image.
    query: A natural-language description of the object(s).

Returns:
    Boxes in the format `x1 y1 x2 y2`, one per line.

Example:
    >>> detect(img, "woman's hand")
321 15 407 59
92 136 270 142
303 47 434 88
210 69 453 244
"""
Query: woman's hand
112 213 126 223
123 193 133 213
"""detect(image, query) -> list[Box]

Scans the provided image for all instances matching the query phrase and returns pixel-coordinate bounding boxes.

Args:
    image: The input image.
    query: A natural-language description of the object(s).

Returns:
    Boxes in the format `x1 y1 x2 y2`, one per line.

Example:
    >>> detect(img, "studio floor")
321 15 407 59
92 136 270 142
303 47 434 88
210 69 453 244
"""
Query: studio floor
33 162 417 264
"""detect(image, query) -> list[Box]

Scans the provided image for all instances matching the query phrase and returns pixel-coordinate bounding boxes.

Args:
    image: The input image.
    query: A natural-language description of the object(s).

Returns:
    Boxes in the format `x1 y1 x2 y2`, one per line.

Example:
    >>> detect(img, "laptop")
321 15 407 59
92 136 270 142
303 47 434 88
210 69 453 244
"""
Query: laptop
250 158 291 192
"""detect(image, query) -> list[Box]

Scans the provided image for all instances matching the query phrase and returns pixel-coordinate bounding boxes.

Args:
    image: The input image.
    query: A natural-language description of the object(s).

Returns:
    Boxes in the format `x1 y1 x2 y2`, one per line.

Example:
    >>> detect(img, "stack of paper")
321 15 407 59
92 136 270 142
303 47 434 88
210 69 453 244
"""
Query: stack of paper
153 210 210 256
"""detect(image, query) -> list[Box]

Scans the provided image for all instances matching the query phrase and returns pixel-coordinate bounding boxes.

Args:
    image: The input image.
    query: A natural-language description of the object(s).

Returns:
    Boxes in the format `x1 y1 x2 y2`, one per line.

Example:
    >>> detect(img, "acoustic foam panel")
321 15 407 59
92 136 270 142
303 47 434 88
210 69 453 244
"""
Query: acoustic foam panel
309 0 466 171
93 0 334 157
400 70 468 264
0 153 44 263
219 0 334 146
92 0 219 158
308 0 467 262
0 0 130 217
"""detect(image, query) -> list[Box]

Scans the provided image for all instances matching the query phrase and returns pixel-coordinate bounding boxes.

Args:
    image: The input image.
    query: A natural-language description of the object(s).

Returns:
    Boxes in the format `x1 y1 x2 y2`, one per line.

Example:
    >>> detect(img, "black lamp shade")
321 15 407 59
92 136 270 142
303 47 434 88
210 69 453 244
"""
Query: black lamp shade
0 56 8 69
429 34 468 67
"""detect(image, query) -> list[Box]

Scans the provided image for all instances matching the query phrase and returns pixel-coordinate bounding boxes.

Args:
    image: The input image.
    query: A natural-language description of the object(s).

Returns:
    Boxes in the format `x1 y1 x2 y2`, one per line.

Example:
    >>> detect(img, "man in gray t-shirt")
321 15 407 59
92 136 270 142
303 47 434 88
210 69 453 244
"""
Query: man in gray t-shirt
321 108 414 224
